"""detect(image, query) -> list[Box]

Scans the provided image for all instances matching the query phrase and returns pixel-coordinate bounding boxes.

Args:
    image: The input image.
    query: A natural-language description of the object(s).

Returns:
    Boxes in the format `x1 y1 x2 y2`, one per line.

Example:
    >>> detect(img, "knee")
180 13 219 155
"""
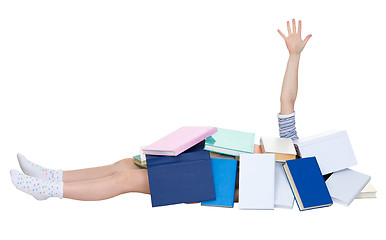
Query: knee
112 170 149 194
113 158 134 170
111 171 133 192
113 170 132 183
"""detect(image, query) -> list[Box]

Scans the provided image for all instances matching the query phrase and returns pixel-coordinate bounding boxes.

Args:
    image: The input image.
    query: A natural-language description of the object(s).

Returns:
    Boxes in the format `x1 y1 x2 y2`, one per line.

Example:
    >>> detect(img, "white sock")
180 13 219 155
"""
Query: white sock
17 153 63 182
10 169 63 200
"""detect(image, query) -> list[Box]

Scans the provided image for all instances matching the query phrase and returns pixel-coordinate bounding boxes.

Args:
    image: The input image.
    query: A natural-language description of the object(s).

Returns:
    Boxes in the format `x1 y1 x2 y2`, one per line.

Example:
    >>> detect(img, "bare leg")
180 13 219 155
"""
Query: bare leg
63 169 150 201
63 158 142 183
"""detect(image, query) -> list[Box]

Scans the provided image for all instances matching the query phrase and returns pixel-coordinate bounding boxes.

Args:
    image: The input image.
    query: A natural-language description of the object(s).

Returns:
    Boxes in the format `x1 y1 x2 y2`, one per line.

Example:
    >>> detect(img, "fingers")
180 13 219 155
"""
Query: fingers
292 19 296 34
298 20 302 36
284 19 304 36
277 29 286 39
303 34 312 45
287 21 291 35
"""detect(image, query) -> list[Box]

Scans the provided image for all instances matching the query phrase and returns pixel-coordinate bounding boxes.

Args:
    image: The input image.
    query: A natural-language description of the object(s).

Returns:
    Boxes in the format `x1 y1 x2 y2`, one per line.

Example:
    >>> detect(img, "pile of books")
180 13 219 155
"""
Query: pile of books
133 126 376 210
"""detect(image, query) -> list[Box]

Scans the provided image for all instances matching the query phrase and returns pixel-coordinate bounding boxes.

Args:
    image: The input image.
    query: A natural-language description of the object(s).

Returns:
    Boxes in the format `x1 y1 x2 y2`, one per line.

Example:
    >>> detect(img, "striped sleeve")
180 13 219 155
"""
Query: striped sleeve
278 112 299 140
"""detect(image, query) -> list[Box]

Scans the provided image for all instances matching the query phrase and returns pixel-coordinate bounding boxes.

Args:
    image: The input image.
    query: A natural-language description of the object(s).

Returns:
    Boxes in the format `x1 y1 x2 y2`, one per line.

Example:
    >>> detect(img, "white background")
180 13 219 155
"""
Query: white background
1 0 384 239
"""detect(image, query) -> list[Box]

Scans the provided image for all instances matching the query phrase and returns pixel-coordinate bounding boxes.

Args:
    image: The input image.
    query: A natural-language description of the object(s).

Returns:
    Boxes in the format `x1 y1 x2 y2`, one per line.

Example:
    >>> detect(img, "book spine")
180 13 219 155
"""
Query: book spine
282 163 302 211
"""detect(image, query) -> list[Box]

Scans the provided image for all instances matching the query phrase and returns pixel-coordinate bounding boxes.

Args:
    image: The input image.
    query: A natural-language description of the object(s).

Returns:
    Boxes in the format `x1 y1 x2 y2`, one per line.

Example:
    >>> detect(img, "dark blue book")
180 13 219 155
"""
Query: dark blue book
201 158 238 208
283 157 333 211
146 141 215 207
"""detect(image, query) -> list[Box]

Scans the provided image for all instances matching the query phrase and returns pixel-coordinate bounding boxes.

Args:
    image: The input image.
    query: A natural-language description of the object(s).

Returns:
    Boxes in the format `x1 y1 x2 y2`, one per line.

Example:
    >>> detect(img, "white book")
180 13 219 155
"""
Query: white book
356 182 377 199
293 131 357 174
239 153 275 210
260 136 296 155
274 162 294 209
326 168 371 206
139 148 147 164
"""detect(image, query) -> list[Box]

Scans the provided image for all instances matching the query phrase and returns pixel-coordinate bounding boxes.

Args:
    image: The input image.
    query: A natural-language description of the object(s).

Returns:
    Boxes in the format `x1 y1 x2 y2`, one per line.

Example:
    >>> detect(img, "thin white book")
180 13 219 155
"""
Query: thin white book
260 136 297 162
139 147 147 164
260 136 297 155
325 168 371 206
293 131 357 174
239 153 275 210
274 162 294 209
356 182 377 199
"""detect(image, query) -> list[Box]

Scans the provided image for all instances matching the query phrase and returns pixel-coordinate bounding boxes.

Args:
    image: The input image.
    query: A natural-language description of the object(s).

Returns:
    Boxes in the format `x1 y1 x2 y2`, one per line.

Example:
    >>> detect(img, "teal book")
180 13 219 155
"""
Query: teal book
204 128 255 156
201 158 238 208
132 155 147 169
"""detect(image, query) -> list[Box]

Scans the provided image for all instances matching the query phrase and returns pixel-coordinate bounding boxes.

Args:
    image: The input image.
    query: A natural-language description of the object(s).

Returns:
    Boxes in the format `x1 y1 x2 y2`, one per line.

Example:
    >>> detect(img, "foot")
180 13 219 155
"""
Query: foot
17 153 63 182
10 169 63 200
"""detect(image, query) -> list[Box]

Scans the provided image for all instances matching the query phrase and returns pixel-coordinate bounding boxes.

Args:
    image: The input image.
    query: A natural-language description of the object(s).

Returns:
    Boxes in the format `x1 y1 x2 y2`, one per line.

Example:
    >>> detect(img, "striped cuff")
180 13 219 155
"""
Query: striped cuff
278 112 299 140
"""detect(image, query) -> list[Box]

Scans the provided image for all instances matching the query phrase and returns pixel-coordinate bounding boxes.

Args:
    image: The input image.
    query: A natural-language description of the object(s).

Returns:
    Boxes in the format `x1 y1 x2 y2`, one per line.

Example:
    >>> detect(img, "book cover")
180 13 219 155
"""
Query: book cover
274 162 294 209
239 153 275 210
204 128 255 157
146 140 206 160
146 143 215 207
294 131 357 174
201 158 238 208
283 157 333 211
326 168 371 206
260 136 296 162
356 182 377 199
142 126 217 156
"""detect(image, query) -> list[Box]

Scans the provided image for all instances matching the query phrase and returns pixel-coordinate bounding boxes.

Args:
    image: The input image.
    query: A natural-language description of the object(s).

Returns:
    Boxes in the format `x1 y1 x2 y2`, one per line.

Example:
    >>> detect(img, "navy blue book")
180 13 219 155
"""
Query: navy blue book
201 158 238 208
146 141 215 207
282 157 333 211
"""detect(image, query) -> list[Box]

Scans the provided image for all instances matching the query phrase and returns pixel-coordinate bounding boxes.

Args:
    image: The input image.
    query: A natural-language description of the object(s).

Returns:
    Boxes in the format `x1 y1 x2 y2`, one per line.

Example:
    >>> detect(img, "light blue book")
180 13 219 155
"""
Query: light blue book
204 128 255 156
201 158 238 208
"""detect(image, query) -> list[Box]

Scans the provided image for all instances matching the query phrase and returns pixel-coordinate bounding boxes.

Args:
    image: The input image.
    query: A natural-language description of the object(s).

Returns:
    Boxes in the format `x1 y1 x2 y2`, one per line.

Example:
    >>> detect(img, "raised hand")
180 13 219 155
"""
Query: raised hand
278 19 312 55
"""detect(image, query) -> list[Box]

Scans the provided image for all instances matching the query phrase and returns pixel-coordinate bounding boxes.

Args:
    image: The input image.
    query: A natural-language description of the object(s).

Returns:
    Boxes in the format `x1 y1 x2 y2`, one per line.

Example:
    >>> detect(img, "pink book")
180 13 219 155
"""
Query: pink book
142 126 218 156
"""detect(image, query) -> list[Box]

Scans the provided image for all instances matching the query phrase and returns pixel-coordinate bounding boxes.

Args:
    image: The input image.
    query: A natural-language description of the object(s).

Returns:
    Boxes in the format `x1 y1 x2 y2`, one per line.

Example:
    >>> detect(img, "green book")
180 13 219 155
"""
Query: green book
133 155 147 169
204 128 255 156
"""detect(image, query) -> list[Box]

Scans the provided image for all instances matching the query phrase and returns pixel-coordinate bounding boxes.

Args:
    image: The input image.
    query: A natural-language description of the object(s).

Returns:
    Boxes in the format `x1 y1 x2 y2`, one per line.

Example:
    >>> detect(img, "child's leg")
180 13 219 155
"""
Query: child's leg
63 158 142 183
18 153 142 183
63 169 150 201
11 168 149 201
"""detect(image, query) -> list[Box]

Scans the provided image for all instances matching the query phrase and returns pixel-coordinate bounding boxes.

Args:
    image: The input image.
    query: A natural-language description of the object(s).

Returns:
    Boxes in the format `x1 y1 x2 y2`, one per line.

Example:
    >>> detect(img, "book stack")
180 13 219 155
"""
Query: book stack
294 131 373 207
133 127 375 210
133 148 147 168
142 126 217 207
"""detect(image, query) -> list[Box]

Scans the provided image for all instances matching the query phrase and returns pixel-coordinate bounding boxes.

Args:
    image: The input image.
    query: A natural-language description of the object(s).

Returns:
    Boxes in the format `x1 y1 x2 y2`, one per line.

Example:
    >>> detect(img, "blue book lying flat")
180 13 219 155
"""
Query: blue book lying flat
283 157 333 211
201 158 238 208
146 141 215 207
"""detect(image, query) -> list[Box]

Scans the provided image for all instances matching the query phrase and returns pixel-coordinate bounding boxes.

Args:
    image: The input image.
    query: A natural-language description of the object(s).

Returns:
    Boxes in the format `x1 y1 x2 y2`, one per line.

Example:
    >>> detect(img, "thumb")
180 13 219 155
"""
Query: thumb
303 34 312 45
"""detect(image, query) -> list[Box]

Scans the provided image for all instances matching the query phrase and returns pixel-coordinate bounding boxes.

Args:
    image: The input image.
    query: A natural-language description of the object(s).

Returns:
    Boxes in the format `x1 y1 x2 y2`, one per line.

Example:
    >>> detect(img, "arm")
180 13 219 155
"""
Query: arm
278 19 312 114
